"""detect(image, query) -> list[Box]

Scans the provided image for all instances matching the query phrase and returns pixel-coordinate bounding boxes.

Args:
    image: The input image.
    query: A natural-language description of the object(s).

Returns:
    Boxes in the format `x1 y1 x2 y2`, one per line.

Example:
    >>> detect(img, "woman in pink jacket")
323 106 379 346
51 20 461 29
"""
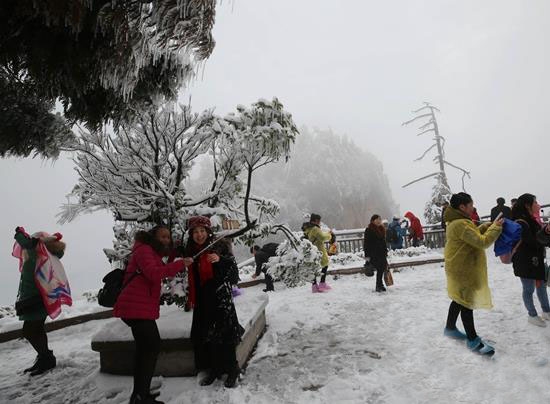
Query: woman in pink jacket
114 225 191 404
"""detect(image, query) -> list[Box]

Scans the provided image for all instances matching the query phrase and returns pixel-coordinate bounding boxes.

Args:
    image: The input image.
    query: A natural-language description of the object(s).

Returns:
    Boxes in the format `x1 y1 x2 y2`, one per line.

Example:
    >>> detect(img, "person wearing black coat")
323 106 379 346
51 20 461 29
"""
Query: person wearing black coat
251 243 278 292
511 194 550 327
183 216 244 388
490 197 512 221
364 214 389 292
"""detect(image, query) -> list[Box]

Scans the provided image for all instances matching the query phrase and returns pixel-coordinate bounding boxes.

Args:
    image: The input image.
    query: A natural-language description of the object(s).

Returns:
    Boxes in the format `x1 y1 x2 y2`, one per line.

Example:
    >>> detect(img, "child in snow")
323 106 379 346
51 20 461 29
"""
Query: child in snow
364 215 389 292
302 213 333 293
12 227 71 376
510 194 550 327
443 193 503 355
114 225 191 404
183 216 243 388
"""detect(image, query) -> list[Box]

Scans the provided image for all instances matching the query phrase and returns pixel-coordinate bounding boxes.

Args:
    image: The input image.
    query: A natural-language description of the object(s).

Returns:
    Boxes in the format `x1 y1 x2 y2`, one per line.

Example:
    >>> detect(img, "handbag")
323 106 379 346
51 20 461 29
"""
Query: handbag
97 266 141 308
15 294 44 316
384 269 394 287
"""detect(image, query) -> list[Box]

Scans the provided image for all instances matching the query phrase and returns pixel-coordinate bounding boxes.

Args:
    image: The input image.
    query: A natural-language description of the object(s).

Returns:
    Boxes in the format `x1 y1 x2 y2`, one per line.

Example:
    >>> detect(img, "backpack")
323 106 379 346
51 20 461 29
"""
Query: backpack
388 226 399 243
97 264 141 308
498 219 526 265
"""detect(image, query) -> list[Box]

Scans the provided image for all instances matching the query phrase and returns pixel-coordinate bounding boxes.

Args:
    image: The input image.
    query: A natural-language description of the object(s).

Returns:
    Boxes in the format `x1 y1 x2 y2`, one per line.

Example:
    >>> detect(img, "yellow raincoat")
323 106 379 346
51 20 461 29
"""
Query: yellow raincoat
303 224 332 267
444 207 502 310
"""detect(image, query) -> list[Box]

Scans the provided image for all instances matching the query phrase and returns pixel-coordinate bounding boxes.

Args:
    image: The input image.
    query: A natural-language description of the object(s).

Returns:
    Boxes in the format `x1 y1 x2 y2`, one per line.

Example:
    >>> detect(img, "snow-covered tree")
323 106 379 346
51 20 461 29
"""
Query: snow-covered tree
0 0 217 157
58 105 219 228
402 103 470 224
210 98 299 243
59 98 299 305
265 239 322 288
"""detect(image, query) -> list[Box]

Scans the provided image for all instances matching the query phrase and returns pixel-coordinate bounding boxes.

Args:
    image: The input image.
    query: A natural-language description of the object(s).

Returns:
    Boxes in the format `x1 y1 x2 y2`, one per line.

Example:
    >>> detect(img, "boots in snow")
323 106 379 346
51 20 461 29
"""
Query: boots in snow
224 366 240 388
375 285 387 293
443 327 467 340
466 337 495 356
527 316 547 327
540 312 550 321
129 393 164 404
29 350 56 376
199 371 217 386
23 355 40 373
311 284 325 293
318 282 332 291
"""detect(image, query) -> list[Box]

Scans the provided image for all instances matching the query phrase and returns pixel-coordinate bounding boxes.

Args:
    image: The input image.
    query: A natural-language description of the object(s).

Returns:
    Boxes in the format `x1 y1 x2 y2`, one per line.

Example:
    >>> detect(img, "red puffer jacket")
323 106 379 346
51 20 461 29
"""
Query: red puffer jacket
114 242 185 320
405 211 424 240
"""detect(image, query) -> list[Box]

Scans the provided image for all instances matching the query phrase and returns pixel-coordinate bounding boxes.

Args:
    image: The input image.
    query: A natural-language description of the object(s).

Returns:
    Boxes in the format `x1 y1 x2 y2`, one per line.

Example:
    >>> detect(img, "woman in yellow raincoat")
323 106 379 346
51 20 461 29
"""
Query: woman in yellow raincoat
443 193 503 355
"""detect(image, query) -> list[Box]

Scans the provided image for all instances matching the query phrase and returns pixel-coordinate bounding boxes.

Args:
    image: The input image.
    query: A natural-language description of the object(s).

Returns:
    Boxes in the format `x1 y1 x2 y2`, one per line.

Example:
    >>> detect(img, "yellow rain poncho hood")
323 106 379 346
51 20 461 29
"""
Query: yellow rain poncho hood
444 207 502 310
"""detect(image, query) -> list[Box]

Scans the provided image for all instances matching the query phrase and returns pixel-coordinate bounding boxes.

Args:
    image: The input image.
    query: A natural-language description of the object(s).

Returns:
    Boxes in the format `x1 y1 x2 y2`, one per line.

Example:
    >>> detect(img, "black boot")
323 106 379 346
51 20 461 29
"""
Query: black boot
375 285 387 292
29 350 56 376
23 355 40 373
129 393 164 404
224 366 240 388
199 371 217 386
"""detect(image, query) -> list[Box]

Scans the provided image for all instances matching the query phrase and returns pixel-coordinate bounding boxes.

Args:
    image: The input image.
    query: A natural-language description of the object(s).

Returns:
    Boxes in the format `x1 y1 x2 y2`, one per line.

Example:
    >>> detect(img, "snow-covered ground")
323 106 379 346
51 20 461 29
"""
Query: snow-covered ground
1 255 549 404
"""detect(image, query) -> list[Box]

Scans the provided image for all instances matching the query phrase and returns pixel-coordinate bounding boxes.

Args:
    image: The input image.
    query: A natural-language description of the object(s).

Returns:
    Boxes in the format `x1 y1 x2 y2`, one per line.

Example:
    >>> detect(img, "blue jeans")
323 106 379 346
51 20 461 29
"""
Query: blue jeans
520 278 550 317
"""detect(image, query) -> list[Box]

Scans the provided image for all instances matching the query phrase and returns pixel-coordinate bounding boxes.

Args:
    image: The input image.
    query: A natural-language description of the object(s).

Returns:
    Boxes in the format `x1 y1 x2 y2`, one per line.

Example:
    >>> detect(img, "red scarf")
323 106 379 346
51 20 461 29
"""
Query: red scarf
187 245 215 307
369 222 386 238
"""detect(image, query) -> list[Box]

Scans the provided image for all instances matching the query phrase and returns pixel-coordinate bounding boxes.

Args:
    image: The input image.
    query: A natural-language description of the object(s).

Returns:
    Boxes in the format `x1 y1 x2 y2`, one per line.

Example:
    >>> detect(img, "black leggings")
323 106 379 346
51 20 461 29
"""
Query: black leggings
123 319 161 397
446 301 478 340
22 318 49 355
313 266 329 284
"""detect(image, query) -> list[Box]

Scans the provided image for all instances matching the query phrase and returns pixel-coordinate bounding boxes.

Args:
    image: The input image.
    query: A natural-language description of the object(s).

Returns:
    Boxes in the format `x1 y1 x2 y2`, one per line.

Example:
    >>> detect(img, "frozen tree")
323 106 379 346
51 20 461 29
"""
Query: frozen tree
59 98 299 306
208 98 299 243
58 105 220 228
265 239 322 288
0 0 217 157
402 103 470 224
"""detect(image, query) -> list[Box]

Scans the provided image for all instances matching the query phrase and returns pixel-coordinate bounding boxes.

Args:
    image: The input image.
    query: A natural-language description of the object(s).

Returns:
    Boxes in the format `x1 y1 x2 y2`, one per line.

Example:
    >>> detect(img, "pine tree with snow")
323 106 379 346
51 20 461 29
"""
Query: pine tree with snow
0 0 217 157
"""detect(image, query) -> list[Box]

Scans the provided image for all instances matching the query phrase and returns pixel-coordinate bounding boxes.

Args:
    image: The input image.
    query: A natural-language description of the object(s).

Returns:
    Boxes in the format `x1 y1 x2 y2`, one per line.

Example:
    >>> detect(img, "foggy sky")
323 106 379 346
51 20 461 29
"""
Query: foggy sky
1 0 549 304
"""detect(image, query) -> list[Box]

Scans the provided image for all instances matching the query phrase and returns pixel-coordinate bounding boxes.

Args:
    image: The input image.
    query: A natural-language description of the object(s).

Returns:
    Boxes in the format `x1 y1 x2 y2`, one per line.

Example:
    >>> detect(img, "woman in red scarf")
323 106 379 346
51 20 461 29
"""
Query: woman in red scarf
183 216 243 388
364 215 389 292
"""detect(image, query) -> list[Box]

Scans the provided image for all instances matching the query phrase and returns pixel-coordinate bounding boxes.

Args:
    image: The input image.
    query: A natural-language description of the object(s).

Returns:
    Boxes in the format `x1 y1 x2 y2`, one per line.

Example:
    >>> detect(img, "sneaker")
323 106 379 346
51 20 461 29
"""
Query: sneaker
443 327 467 340
528 316 547 327
318 282 332 291
541 312 550 321
311 284 325 293
467 337 495 356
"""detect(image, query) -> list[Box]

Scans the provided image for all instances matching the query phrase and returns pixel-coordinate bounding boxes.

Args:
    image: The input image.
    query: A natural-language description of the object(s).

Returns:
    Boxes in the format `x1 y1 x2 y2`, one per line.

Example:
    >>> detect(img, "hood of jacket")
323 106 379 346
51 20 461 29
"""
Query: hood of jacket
443 206 471 224
404 211 416 221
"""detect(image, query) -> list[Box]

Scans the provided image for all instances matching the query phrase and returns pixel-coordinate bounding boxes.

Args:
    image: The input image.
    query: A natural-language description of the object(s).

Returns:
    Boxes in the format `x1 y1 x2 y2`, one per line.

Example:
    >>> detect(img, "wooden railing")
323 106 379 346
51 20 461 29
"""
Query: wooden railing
330 226 447 252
